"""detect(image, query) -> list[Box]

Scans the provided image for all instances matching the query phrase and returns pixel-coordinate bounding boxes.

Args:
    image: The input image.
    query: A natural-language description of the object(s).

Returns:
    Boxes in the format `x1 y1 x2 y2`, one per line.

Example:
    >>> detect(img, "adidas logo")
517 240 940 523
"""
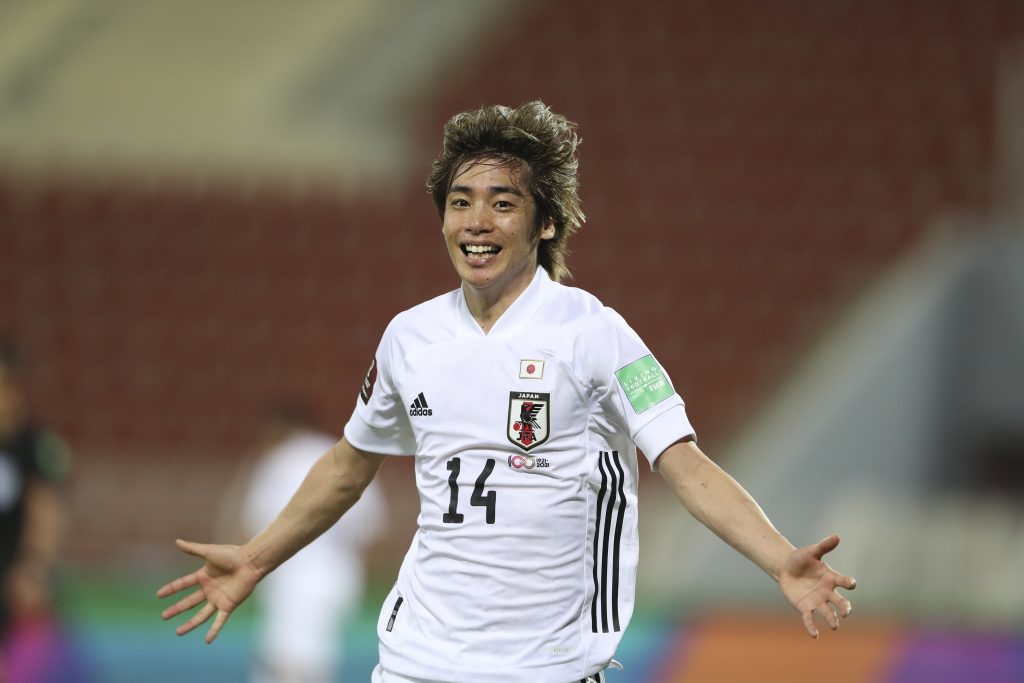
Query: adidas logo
409 392 433 416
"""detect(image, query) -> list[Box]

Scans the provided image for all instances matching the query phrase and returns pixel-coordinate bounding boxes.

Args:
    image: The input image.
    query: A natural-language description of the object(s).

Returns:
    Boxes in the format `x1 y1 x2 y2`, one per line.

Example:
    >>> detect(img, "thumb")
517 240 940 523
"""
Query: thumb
812 533 840 559
175 539 209 559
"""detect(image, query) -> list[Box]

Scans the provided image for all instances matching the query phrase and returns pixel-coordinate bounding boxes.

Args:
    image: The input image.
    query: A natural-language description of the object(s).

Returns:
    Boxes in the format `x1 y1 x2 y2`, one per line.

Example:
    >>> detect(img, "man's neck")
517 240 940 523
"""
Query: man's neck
463 269 536 334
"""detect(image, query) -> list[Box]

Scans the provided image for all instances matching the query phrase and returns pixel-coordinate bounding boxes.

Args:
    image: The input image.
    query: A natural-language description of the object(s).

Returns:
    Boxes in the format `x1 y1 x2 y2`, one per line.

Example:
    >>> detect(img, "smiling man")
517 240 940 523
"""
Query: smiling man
441 161 554 331
159 101 856 683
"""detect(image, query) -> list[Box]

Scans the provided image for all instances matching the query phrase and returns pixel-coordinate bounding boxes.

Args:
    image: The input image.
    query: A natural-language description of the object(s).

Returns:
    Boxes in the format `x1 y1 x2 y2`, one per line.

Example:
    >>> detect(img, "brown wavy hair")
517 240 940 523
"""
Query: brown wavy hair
427 100 584 282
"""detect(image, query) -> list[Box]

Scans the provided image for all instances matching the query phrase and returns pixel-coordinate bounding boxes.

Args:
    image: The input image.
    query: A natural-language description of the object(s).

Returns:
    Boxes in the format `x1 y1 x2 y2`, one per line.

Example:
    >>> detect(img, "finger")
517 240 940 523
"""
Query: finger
176 602 215 636
801 610 819 638
161 589 205 620
818 602 839 631
205 609 232 644
812 534 840 559
156 572 199 599
829 590 853 618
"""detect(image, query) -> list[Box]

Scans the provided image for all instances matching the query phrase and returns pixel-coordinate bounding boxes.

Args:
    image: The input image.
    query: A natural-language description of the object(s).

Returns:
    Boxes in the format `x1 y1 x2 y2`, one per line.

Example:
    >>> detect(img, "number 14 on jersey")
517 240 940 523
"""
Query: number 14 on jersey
443 457 497 524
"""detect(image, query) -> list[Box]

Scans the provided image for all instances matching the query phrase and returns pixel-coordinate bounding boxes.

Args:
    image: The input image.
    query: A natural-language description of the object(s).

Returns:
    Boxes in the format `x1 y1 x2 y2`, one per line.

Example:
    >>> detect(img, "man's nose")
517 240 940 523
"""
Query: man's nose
465 204 492 232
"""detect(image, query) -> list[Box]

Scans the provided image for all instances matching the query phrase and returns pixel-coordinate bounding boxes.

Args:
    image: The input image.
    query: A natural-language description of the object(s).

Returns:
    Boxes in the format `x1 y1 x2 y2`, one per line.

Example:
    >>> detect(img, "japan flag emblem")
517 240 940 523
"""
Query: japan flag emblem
507 391 550 451
519 359 544 379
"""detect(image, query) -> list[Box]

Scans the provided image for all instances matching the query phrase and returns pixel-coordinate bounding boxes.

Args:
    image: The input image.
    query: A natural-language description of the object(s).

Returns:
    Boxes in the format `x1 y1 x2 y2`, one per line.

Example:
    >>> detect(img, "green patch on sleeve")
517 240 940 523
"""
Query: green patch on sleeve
614 355 673 414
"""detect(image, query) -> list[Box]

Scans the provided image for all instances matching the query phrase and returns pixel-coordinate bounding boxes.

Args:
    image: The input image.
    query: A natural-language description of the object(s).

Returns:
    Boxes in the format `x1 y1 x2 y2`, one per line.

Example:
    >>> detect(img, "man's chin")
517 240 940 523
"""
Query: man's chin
456 259 498 282
459 272 496 291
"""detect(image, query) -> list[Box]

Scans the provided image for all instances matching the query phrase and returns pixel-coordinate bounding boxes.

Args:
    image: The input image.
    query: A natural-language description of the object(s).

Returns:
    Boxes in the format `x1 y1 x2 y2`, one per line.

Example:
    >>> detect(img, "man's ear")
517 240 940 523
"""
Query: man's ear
539 220 556 241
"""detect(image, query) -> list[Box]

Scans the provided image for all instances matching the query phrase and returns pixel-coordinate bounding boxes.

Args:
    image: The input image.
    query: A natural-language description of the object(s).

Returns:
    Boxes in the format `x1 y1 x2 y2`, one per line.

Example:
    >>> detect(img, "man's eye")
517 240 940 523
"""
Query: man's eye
450 198 469 207
495 200 513 209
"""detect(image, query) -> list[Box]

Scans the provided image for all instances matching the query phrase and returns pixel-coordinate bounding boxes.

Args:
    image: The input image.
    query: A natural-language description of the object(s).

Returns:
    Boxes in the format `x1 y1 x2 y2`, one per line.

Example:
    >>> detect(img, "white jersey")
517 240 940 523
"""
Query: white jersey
344 267 694 683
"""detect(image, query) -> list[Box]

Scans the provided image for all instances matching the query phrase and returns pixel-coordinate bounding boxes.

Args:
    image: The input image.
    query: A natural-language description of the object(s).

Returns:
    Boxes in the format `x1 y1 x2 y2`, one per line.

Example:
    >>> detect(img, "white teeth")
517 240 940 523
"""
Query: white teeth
465 245 498 254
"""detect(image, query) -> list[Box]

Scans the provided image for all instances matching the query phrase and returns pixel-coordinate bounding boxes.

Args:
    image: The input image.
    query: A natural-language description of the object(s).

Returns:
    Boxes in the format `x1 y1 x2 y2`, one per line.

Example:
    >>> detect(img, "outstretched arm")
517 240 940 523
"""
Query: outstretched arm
157 438 385 643
657 439 856 637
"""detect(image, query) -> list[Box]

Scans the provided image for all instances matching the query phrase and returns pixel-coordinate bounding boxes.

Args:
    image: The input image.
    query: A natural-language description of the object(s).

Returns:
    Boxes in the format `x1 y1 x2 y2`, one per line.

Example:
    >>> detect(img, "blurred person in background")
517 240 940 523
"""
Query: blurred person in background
0 337 83 683
238 401 385 683
159 101 856 683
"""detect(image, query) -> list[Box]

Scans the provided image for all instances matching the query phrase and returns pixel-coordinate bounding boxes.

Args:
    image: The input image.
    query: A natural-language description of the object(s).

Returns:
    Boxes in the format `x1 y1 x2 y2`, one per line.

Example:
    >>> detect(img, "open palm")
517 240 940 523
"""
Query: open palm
777 534 857 638
157 539 261 643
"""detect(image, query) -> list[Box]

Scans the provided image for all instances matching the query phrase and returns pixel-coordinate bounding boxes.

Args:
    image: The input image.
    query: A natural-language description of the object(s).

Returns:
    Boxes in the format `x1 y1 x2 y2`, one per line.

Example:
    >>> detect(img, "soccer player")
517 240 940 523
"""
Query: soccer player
158 101 856 683
0 338 78 681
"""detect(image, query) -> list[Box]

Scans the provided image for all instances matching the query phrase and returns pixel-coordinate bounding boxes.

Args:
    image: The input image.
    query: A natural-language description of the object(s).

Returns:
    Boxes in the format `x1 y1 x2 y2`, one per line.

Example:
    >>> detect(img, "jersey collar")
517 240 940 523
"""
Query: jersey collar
455 266 552 336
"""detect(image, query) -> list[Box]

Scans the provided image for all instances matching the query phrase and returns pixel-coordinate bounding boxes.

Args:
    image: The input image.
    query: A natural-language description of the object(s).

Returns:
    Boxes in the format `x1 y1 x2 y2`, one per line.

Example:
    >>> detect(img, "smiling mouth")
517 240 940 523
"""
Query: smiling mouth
461 244 501 256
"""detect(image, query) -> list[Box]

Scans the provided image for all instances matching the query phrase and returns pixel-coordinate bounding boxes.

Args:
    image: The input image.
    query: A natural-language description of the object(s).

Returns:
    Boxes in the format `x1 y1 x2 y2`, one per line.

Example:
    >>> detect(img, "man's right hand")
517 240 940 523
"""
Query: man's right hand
157 538 261 644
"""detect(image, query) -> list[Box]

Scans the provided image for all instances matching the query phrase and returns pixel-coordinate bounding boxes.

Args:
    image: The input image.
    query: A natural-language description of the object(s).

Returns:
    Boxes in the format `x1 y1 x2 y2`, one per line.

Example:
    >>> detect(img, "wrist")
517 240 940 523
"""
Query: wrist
238 542 265 580
240 538 277 581
766 539 798 583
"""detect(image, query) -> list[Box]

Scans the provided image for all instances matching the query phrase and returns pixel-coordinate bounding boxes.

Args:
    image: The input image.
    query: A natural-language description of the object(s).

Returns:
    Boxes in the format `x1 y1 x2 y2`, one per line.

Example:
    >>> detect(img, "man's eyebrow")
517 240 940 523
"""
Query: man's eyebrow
448 184 525 197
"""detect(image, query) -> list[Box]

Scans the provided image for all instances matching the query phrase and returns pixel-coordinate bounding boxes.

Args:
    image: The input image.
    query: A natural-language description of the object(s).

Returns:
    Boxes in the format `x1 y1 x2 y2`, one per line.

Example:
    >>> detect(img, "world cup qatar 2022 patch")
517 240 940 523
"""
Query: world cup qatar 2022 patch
614 355 673 414
507 391 550 451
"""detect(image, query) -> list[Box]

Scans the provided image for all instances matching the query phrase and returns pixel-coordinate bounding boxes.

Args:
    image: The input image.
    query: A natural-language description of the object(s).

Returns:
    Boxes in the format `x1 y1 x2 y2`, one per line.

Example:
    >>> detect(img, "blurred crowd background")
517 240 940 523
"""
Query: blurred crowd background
1 0 1023 681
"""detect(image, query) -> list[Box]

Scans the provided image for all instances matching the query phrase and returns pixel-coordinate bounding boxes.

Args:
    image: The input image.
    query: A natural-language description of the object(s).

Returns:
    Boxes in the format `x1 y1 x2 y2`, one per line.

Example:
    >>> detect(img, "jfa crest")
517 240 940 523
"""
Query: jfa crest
507 391 550 451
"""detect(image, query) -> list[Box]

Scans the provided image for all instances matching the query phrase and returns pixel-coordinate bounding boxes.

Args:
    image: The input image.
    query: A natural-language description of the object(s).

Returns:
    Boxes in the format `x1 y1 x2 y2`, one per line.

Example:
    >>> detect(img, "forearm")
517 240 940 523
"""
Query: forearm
5 481 65 615
658 441 794 581
242 438 383 577
17 481 65 570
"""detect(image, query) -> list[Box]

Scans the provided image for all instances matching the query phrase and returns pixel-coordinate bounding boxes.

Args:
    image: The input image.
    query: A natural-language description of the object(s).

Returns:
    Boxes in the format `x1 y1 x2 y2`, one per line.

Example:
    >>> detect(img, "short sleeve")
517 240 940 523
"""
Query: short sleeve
579 308 696 469
343 322 417 455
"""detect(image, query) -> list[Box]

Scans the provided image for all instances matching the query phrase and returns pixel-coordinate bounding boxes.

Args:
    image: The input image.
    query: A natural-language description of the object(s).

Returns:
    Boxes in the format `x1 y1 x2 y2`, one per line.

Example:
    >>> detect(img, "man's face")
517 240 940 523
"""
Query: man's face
442 159 554 298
